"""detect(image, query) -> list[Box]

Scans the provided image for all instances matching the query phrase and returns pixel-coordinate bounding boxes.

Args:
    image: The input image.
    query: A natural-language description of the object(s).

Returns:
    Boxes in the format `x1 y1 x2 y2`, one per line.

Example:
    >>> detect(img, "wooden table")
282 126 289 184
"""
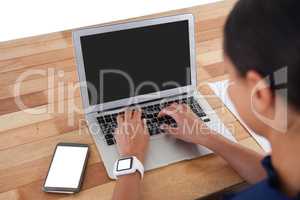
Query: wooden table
0 0 264 199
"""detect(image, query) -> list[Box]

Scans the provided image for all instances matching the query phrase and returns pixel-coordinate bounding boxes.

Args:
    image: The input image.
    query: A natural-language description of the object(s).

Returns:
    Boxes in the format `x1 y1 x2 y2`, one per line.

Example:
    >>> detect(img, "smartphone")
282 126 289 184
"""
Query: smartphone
43 143 89 194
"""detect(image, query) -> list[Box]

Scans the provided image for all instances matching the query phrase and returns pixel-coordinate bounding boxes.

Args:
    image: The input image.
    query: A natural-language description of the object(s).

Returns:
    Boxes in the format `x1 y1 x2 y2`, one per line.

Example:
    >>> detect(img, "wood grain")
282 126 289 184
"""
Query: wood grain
0 0 266 199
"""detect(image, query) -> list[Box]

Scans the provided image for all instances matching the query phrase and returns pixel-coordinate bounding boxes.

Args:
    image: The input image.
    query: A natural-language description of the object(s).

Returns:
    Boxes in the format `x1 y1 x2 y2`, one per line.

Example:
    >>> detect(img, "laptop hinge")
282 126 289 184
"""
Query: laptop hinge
97 92 188 114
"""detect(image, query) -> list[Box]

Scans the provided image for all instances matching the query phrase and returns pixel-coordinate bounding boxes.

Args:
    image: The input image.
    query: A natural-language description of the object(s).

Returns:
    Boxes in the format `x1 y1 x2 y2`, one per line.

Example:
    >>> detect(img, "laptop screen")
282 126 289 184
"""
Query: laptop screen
80 20 191 105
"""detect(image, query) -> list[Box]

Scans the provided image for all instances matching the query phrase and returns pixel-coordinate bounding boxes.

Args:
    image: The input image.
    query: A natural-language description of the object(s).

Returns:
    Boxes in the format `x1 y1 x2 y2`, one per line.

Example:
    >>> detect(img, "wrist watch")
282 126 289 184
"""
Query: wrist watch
113 156 144 179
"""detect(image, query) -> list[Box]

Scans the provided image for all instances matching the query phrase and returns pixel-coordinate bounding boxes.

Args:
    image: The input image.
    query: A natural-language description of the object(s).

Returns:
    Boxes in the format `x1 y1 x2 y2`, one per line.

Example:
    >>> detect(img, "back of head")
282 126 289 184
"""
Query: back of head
224 0 300 110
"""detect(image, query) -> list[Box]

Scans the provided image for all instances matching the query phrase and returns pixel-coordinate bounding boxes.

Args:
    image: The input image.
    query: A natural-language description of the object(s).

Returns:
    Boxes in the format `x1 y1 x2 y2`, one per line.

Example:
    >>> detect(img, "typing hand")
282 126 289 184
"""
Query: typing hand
158 103 214 145
115 109 149 164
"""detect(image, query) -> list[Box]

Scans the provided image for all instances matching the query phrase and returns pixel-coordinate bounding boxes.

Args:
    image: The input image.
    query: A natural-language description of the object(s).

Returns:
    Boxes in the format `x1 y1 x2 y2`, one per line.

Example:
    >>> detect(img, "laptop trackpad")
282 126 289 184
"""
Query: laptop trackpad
144 135 211 170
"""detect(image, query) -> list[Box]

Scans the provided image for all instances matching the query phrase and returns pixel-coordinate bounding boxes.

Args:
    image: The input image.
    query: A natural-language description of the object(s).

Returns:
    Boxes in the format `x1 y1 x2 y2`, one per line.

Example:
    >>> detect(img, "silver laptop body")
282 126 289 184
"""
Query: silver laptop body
73 14 235 179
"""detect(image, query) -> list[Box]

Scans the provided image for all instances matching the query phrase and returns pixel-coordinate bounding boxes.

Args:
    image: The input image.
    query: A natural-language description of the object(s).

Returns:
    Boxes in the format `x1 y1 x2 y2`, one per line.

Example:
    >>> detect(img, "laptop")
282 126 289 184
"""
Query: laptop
72 14 235 179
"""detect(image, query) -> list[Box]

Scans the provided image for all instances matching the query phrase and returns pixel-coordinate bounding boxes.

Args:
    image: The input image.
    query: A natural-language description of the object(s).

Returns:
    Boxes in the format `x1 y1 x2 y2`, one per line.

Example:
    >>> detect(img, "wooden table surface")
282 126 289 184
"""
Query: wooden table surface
0 0 264 199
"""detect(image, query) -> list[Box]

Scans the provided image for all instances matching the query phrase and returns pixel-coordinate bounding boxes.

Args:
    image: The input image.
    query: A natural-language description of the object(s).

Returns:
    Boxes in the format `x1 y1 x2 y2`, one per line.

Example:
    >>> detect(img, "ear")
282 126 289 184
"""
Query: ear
245 70 274 113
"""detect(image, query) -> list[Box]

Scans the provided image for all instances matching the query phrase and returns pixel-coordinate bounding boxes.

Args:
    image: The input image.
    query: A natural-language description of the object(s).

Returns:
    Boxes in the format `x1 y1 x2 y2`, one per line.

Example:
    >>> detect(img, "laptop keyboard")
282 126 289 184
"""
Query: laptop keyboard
96 96 210 146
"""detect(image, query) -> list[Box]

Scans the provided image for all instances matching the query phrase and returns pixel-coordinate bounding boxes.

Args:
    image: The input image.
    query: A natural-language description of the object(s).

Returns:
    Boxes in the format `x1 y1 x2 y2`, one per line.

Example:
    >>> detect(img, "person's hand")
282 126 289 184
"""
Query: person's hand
158 103 215 145
115 109 150 164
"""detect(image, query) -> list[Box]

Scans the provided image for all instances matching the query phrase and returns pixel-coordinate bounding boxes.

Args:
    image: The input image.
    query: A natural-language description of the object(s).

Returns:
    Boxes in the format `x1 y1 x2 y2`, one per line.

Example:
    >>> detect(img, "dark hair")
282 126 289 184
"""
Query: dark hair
224 0 300 110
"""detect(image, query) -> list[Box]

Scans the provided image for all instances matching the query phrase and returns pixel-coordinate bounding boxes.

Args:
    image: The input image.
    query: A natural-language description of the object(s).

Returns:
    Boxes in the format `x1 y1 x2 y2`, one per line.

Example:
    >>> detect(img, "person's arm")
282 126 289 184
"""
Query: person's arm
203 133 266 184
159 103 266 184
112 172 142 200
112 109 149 200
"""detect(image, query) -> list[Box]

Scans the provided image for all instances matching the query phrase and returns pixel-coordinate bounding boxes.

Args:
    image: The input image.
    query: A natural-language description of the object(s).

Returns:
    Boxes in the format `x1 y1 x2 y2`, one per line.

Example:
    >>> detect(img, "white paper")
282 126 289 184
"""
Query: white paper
208 80 271 153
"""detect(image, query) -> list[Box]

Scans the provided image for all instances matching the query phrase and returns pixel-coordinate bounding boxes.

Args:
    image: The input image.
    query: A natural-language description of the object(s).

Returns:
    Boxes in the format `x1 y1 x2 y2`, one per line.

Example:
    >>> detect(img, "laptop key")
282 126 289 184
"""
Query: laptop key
102 128 111 135
203 118 210 122
197 112 207 117
106 139 115 145
146 114 153 119
105 134 114 140
157 117 164 122
151 128 159 135
97 116 105 124
106 118 112 122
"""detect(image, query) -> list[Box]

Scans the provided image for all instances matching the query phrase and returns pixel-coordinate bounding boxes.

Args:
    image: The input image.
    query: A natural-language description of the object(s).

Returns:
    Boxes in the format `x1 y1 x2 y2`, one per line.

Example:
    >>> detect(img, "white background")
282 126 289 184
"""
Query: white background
1 0 221 42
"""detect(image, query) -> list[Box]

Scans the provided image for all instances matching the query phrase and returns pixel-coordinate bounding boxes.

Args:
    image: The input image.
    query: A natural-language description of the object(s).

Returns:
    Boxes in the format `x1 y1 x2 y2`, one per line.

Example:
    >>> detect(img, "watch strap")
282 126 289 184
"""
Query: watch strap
132 156 144 179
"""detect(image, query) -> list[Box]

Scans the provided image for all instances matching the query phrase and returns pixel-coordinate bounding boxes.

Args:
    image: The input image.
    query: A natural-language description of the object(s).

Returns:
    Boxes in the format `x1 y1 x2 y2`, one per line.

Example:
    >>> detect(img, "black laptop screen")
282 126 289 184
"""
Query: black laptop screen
80 20 191 105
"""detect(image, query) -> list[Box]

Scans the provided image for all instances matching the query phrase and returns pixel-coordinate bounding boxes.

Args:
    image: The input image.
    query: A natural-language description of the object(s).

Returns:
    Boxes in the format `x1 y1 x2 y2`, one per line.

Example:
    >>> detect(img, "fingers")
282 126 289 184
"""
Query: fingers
172 103 189 113
158 104 176 116
142 118 147 130
125 108 133 120
158 104 181 121
117 108 145 134
132 108 142 120
124 107 143 121
141 118 149 134
117 113 124 125
180 103 190 112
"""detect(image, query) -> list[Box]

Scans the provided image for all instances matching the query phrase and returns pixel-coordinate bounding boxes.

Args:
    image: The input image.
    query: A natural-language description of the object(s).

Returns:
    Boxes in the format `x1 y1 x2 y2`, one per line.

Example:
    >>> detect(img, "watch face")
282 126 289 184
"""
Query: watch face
117 157 133 171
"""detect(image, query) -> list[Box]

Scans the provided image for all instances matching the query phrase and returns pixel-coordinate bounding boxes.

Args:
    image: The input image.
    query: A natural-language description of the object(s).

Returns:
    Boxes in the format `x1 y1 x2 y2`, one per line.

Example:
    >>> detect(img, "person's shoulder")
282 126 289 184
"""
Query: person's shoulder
224 156 299 200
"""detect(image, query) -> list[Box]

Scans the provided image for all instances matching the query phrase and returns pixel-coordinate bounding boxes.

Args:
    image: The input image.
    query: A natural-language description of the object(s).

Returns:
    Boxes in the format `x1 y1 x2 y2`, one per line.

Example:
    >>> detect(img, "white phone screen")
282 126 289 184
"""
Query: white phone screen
117 158 132 171
44 145 88 189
